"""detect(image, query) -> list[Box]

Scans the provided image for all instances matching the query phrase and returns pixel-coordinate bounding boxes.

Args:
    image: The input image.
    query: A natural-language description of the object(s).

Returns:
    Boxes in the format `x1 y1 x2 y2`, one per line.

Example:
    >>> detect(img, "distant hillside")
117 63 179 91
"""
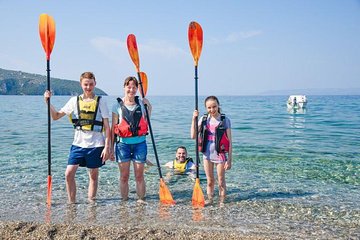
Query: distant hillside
0 68 107 95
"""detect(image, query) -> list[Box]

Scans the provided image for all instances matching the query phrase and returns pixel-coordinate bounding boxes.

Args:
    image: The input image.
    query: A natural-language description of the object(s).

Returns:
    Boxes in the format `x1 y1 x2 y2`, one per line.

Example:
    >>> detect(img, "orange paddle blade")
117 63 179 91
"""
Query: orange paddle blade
139 72 148 97
188 21 203 66
39 14 56 60
127 34 140 72
192 178 205 207
159 179 176 205
47 175 52 206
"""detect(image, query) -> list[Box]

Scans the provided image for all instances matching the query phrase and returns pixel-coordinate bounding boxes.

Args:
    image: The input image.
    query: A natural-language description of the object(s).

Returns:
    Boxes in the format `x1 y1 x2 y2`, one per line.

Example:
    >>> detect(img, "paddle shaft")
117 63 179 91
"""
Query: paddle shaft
47 60 51 177
194 65 200 179
137 72 163 179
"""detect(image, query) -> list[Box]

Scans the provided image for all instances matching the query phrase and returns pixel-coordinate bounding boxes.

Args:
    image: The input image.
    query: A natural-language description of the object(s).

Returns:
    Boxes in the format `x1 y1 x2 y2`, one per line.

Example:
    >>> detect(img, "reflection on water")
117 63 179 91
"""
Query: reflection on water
65 204 77 224
287 113 306 151
158 204 171 220
192 207 204 222
45 205 52 224
87 203 97 222
287 107 307 114
288 114 306 129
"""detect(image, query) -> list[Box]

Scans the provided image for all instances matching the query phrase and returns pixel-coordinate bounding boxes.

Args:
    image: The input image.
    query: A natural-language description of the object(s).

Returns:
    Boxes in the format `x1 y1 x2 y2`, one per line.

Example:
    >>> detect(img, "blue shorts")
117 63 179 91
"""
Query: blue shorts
115 141 147 164
68 145 105 168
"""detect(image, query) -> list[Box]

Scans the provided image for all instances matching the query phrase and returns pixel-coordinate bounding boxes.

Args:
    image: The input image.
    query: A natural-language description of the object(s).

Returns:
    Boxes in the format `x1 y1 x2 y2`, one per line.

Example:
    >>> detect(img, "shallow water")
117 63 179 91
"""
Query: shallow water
0 95 359 238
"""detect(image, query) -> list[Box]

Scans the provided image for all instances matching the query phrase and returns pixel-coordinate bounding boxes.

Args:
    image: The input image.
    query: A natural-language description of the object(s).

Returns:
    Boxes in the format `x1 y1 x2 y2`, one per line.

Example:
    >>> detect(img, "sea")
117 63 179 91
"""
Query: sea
0 95 359 239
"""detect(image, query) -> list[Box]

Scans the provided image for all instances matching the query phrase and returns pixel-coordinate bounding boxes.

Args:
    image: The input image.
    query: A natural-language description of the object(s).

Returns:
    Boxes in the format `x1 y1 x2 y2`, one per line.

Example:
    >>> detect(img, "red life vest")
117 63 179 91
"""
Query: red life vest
199 113 230 154
114 96 148 138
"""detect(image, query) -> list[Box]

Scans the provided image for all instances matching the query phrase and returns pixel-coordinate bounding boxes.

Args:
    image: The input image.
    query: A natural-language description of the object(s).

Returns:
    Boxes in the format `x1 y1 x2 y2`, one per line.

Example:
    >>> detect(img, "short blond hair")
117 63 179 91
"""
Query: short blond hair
80 72 96 82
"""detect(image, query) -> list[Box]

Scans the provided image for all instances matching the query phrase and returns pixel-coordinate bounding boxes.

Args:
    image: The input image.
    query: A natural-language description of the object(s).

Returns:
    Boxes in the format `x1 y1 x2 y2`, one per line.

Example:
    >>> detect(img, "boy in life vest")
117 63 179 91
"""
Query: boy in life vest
165 146 195 173
43 72 111 204
191 96 232 206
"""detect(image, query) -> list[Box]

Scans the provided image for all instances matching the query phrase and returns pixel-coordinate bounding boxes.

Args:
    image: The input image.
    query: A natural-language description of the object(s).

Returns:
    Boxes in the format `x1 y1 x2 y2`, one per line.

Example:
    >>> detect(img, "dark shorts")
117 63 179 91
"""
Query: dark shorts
68 145 105 168
115 141 147 164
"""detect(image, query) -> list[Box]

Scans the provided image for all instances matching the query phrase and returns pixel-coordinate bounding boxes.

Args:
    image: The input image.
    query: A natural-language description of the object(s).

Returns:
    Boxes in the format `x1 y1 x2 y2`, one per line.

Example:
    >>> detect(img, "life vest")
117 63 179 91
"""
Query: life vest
199 113 230 154
113 96 148 138
70 95 103 132
173 158 193 172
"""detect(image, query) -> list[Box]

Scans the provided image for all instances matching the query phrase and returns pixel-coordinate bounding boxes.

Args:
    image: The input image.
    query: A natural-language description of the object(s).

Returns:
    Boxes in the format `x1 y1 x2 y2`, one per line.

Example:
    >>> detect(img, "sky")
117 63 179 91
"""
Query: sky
1 0 360 96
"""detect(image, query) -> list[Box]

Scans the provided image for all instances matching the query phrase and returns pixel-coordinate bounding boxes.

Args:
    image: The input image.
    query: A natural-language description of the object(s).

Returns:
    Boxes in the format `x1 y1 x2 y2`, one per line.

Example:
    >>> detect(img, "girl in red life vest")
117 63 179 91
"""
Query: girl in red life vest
110 76 151 203
191 96 232 206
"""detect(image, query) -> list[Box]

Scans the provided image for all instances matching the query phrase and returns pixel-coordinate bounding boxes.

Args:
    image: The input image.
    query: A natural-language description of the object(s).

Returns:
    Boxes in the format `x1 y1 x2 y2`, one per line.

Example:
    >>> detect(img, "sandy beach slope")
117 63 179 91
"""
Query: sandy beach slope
0 221 269 240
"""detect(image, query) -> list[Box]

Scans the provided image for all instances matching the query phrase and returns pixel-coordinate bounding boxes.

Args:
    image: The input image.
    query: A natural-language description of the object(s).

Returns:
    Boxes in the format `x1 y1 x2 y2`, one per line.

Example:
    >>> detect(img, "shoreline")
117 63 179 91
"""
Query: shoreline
0 221 266 240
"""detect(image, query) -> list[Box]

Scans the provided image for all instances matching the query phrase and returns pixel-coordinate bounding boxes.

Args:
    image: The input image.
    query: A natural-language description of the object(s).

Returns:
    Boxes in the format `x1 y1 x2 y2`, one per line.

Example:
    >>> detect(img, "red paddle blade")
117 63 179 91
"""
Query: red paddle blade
127 34 140 72
188 21 203 66
139 72 148 97
47 175 52 206
39 14 56 60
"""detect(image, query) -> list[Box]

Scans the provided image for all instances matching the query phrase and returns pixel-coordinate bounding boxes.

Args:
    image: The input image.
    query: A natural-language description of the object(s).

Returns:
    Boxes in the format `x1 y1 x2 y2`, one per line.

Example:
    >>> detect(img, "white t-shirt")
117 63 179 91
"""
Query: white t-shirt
61 95 110 148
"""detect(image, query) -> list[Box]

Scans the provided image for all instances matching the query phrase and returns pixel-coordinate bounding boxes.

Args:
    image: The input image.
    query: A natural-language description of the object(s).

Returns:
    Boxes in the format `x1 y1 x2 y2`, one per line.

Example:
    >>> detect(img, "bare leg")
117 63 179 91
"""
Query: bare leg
133 162 146 200
216 163 226 204
118 162 130 200
203 160 215 204
65 165 79 204
88 168 99 202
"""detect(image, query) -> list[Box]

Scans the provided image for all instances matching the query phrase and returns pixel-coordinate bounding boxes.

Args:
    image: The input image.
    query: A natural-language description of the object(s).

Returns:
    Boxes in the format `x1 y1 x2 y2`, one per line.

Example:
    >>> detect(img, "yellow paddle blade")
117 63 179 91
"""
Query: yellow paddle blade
159 179 176 205
39 14 56 60
188 21 203 66
47 175 52 206
127 34 140 72
192 178 205 207
139 72 148 97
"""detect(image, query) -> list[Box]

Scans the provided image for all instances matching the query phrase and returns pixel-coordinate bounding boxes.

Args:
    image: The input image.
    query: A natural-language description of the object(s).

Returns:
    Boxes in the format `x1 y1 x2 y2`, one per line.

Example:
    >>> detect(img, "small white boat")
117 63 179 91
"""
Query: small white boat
287 95 307 109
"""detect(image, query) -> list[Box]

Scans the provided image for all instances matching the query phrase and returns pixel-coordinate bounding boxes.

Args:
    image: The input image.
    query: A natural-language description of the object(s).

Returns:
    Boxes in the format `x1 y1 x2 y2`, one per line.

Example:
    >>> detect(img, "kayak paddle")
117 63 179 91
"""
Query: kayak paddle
139 72 148 96
188 21 205 207
39 13 56 206
127 34 175 205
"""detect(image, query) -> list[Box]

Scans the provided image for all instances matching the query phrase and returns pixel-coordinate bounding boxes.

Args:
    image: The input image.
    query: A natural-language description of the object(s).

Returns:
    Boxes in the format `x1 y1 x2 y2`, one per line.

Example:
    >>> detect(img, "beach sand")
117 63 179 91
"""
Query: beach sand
0 221 269 240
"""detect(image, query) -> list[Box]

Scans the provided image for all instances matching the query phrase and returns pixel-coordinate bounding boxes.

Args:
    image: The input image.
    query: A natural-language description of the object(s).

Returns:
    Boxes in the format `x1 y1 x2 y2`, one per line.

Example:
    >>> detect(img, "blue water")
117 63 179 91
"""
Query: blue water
0 95 359 239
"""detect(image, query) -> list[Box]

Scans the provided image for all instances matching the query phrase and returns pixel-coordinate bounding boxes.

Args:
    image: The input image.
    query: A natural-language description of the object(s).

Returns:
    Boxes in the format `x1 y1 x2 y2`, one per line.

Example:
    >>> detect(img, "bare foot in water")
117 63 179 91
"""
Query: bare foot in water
137 199 147 205
219 196 225 207
204 198 213 206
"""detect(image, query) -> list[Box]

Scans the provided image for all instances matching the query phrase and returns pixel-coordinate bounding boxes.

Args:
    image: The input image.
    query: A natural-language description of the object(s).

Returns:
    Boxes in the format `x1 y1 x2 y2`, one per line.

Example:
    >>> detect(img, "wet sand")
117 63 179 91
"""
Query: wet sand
0 221 268 240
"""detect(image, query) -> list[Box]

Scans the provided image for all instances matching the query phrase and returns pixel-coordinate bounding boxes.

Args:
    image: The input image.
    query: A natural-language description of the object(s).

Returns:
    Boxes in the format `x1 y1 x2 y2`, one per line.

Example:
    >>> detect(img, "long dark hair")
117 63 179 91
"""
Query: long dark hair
123 76 138 88
204 95 221 113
